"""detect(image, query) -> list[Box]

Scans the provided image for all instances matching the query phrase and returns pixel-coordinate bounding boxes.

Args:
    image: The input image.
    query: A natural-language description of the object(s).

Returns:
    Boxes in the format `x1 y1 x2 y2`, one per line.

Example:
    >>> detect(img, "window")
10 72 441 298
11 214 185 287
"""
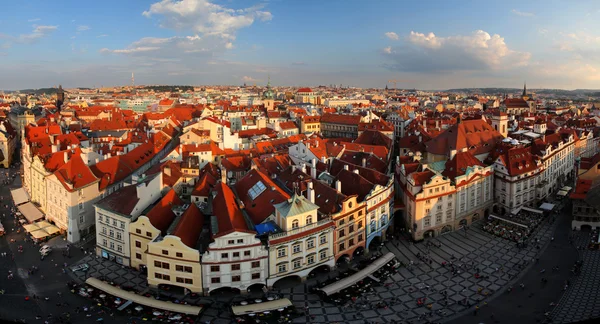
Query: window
232 275 241 282
109 229 114 237
338 229 345 238
154 260 161 267
292 219 299 229
252 273 261 279
210 266 220 272
292 244 301 254
79 215 84 224
120 221 125 229
349 238 354 246
116 232 122 240
436 214 442 223
307 254 315 264
98 215 103 222
154 273 163 279
358 221 363 228
278 263 287 273
307 239 315 249
176 277 184 283
211 277 220 284
176 265 184 272
228 240 235 244
293 258 302 269
136 229 141 234
358 234 363 242
316 235 326 246
306 215 313 225
162 262 170 270
136 253 142 260
277 248 286 258
339 243 345 251
109 242 114 249
237 239 244 244
146 232 152 237
232 264 241 271
221 253 228 259
424 216 431 227
185 278 193 284
162 250 168 256
102 227 107 234
79 202 84 211
252 261 260 268
117 245 122 252
319 249 328 260
349 225 354 233
176 252 183 258
102 239 107 246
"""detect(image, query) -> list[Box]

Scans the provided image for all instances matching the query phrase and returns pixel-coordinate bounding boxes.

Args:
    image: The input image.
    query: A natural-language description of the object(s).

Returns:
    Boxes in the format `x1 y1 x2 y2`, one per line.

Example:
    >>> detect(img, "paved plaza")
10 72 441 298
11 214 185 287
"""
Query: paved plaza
197 216 557 324
69 255 149 293
551 231 600 323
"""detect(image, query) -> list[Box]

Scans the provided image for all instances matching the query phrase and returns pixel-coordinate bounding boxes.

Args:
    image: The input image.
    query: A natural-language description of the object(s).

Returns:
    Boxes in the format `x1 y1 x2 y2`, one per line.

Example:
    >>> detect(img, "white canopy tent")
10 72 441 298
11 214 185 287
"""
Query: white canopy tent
522 207 544 214
318 252 396 296
557 190 568 197
539 203 555 211
17 202 44 223
231 299 292 316
10 188 30 206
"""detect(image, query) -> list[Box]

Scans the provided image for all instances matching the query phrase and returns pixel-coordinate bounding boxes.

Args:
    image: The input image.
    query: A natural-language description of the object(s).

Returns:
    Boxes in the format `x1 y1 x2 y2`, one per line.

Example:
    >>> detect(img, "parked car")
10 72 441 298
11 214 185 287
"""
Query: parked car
71 264 90 272
39 245 52 255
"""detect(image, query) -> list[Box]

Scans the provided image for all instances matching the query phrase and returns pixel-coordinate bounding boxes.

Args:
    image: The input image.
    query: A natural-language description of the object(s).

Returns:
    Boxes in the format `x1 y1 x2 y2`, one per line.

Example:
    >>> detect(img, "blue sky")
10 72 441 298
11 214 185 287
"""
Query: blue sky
1 0 600 90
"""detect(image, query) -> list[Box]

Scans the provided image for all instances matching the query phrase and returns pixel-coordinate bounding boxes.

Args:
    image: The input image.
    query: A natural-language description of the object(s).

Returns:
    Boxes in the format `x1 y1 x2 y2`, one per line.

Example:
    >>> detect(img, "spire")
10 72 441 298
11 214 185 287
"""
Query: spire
523 82 527 97
267 74 271 88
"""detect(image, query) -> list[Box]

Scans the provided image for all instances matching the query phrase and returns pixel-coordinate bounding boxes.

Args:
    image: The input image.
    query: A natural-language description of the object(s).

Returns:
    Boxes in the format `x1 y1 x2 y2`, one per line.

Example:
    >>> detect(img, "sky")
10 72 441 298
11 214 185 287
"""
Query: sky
1 0 600 90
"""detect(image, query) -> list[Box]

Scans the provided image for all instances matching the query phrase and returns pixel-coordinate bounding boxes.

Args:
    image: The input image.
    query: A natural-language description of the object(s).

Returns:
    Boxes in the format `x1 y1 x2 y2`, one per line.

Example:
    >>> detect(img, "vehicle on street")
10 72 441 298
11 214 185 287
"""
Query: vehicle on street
39 245 52 255
71 264 90 272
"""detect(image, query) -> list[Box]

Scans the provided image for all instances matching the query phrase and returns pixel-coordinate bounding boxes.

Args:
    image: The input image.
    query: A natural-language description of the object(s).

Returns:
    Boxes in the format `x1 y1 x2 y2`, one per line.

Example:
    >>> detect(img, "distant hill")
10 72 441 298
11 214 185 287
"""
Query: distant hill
143 85 194 92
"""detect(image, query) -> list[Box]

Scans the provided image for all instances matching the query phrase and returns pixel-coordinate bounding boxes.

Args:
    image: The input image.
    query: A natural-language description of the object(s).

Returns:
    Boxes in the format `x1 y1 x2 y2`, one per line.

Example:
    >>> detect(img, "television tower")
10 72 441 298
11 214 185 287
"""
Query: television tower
131 72 135 88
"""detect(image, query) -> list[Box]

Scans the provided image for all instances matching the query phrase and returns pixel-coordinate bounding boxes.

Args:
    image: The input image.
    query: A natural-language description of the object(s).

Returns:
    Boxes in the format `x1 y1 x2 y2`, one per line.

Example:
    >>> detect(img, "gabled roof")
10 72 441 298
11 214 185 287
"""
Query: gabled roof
212 182 251 237
274 194 319 218
442 151 485 180
146 189 185 235
425 118 503 156
234 169 291 224
191 172 217 197
333 169 374 201
172 204 205 248
54 153 98 192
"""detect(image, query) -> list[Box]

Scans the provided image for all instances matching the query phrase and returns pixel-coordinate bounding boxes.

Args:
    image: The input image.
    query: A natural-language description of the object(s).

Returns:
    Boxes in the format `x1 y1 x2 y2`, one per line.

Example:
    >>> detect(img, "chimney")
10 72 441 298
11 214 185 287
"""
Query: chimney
63 151 68 164
353 169 360 175
221 167 227 183
321 156 326 164
307 181 315 204
362 158 367 167
311 159 317 179
164 166 171 177
291 164 297 173
301 163 306 174
335 180 342 192
51 144 57 153
343 165 349 171
449 149 457 160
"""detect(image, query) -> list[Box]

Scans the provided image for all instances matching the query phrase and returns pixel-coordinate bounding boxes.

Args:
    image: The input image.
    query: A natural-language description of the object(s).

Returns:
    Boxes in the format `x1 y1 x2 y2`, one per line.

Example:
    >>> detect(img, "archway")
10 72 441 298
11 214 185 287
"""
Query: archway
247 283 266 294
308 264 331 278
336 254 351 266
459 219 468 228
423 230 435 238
368 235 382 251
581 224 592 232
273 275 301 290
157 283 188 296
441 225 452 234
209 286 241 297
484 208 490 218
472 214 480 223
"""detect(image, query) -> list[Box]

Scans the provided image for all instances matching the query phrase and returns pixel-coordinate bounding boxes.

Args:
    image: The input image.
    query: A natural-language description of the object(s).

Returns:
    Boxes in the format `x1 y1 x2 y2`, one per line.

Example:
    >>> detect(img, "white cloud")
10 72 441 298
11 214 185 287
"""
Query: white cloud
76 25 90 32
382 30 531 73
97 34 109 38
142 0 272 39
28 18 40 22
384 32 399 41
538 28 548 35
33 25 58 33
242 76 259 82
512 9 534 17
100 46 161 54
15 25 58 43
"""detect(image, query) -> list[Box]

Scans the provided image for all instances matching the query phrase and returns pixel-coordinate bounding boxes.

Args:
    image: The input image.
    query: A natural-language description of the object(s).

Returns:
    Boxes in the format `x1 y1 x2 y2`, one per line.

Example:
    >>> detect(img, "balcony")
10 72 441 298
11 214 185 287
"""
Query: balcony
270 217 332 240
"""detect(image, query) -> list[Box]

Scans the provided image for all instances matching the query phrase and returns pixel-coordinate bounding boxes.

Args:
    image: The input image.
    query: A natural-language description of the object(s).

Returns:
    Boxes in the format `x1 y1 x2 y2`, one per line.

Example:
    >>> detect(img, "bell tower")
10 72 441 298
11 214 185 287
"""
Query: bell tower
56 85 65 111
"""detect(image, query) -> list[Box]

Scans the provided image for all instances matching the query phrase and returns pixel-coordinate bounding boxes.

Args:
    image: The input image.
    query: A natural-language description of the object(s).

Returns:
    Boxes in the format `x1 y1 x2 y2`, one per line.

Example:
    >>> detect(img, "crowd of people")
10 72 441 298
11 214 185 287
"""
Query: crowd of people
483 209 546 242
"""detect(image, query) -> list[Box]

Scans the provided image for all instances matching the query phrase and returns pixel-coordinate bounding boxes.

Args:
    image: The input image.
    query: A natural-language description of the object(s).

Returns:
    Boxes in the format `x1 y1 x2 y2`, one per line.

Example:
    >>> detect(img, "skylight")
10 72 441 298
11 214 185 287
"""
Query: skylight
248 181 267 200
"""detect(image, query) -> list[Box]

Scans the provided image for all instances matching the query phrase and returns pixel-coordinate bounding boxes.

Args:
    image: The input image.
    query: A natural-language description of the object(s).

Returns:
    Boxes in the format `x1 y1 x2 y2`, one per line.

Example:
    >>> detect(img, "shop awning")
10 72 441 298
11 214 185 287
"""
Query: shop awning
231 298 293 316
561 186 572 192
17 202 44 223
539 203 555 211
318 252 396 296
85 277 203 315
522 206 544 214
557 190 568 197
489 214 529 228
30 229 50 239
10 188 30 206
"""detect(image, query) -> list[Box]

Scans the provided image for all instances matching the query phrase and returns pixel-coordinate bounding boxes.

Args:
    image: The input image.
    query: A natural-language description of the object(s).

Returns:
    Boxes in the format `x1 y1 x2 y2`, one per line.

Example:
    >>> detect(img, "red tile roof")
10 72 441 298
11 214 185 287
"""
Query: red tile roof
297 87 313 93
146 189 185 235
333 169 374 201
320 113 361 125
442 151 485 180
212 182 251 237
54 153 98 192
278 121 297 130
172 204 205 248
410 169 435 186
191 172 217 197
425 119 503 156
235 169 290 224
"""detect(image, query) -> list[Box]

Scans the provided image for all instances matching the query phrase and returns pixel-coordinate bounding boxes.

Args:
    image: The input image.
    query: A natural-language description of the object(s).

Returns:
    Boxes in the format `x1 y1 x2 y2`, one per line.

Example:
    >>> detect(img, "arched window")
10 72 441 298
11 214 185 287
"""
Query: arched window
306 215 313 225
292 220 299 229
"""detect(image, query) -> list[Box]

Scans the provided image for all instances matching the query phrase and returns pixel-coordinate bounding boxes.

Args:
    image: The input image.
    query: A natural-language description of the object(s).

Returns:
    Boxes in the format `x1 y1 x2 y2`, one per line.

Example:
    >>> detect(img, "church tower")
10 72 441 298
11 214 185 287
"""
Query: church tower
263 76 275 111
56 85 65 111
491 111 508 138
